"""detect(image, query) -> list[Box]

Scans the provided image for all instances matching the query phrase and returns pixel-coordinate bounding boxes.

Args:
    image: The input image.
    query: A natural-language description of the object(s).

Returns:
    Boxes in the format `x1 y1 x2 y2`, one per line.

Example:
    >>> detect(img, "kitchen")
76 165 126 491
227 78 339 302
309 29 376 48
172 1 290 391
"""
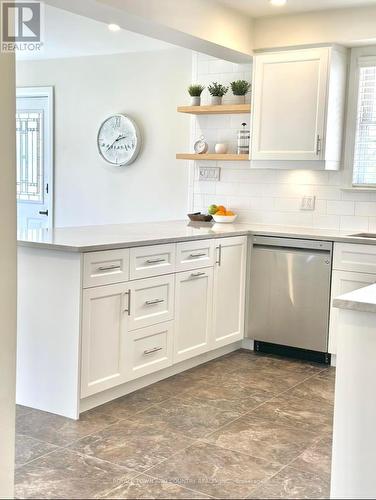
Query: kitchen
2 1 376 499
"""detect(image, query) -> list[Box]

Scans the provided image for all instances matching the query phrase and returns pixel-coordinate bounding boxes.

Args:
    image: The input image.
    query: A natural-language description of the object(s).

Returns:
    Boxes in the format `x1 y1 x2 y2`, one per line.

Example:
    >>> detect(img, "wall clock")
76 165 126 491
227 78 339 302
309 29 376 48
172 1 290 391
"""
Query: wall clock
97 114 141 166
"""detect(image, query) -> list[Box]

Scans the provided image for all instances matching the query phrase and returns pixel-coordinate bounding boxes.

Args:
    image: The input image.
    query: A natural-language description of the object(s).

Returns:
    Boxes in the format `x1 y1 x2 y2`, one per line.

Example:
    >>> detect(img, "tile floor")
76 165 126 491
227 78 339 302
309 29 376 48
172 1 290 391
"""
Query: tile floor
15 350 334 499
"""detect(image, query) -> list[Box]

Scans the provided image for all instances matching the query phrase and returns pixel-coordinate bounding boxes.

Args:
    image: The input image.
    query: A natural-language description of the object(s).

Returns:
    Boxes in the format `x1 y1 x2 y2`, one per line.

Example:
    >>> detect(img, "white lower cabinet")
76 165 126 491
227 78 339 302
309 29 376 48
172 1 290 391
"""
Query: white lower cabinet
81 283 129 398
174 268 213 363
212 236 247 348
81 236 246 400
329 270 376 354
124 321 173 380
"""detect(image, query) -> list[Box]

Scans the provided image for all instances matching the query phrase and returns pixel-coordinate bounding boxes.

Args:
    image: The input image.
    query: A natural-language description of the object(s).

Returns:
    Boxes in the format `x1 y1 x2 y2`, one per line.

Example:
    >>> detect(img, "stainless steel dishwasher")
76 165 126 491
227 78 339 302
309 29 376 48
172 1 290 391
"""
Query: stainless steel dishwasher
248 236 332 363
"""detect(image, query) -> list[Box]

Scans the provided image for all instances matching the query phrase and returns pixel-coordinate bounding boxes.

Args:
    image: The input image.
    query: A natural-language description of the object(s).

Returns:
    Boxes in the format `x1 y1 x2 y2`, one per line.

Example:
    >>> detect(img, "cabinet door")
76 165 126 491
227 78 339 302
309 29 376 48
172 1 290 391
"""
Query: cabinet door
81 283 129 397
174 268 213 363
212 236 246 348
329 270 376 354
251 48 329 162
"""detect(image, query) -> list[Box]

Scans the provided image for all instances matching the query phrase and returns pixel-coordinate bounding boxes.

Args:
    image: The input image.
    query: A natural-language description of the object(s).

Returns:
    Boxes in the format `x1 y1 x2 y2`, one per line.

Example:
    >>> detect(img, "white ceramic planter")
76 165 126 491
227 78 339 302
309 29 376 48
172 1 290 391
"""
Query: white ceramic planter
190 96 201 106
233 95 246 104
211 96 222 105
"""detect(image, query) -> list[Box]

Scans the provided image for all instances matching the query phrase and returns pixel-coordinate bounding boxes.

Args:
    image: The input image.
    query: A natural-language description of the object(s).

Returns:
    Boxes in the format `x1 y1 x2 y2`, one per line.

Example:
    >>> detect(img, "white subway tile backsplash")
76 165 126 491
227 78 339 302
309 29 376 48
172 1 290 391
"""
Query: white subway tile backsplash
354 202 376 217
327 200 355 216
340 216 369 232
189 52 376 231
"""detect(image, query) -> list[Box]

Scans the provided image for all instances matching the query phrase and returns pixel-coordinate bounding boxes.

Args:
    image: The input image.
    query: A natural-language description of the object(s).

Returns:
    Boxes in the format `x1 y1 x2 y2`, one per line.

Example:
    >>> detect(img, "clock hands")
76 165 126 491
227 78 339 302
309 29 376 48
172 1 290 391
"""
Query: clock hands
106 134 127 151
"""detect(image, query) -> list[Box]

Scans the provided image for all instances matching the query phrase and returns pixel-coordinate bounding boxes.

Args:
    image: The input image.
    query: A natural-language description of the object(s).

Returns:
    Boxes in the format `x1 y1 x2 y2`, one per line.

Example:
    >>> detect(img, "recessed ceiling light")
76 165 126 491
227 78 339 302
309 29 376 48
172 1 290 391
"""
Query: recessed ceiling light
270 0 287 6
108 24 121 32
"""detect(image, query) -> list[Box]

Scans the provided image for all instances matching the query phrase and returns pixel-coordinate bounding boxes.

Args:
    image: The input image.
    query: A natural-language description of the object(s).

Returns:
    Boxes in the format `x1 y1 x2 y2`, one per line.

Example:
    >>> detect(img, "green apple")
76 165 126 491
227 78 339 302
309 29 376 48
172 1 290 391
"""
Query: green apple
208 204 218 215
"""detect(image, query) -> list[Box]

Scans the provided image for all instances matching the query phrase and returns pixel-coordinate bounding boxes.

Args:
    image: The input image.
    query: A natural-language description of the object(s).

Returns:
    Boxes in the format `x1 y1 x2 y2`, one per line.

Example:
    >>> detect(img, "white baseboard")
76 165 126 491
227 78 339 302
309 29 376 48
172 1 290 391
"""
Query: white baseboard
241 338 254 351
80 341 242 414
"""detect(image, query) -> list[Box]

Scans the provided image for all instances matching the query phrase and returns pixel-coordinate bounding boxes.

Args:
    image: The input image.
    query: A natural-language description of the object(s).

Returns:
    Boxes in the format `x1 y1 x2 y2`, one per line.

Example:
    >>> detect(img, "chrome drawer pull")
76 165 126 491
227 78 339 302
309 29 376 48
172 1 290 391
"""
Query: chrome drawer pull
146 258 166 264
189 253 206 258
143 347 163 356
145 298 165 305
98 264 121 271
190 272 206 278
123 290 131 316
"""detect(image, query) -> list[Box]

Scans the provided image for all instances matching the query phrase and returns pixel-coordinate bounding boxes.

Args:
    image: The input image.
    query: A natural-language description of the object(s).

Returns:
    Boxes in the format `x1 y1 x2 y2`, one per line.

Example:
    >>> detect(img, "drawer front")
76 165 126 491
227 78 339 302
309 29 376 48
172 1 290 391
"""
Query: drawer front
128 275 174 330
333 243 376 274
176 239 215 272
125 322 173 380
83 249 130 288
129 244 176 279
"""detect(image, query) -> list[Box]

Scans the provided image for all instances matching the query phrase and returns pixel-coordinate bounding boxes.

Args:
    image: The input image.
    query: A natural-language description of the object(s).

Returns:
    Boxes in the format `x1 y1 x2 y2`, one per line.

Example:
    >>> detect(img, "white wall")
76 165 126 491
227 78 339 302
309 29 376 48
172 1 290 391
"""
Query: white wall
0 53 17 498
17 49 192 227
190 52 376 233
253 5 376 50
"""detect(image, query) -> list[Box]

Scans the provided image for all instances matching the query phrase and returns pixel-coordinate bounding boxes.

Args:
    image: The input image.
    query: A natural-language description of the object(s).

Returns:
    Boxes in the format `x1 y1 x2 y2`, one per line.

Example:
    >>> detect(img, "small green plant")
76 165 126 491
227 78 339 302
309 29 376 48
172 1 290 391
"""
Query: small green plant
188 84 205 97
230 80 251 96
208 82 229 97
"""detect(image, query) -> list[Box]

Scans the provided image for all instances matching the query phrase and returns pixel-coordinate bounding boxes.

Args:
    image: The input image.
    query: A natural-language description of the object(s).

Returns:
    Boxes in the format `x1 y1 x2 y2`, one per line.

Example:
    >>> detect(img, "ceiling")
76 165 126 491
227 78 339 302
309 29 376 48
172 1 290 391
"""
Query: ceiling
216 0 376 18
17 5 174 60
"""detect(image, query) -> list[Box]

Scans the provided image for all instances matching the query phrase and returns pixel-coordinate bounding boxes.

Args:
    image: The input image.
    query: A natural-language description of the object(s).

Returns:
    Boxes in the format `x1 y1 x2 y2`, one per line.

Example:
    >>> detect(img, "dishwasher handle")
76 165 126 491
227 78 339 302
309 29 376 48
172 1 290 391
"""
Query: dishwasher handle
252 235 332 253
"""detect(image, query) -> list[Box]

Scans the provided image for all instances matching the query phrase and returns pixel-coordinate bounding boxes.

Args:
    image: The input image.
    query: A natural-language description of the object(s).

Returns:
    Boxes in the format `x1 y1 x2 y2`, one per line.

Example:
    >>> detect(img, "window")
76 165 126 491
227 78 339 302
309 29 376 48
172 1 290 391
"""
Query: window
16 110 44 202
16 87 53 230
353 59 376 186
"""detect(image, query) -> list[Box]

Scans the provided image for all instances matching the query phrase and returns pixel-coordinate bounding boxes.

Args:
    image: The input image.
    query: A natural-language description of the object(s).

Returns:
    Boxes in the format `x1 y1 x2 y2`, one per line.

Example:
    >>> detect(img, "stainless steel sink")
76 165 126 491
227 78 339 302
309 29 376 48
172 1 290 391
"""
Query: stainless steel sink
350 233 376 238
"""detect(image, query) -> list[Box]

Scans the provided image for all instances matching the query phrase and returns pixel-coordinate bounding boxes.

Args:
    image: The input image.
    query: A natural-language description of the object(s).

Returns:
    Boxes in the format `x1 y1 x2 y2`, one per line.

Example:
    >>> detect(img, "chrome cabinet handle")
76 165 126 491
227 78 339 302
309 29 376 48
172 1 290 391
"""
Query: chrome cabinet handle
216 244 222 266
143 347 163 356
98 264 121 271
189 253 206 258
145 298 164 305
123 290 131 315
190 271 206 278
146 258 166 264
316 134 322 155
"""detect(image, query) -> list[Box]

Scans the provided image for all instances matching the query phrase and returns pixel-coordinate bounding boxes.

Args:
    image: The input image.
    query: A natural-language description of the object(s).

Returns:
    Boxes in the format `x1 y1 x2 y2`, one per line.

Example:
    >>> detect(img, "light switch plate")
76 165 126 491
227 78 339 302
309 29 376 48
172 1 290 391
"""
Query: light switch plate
301 196 316 211
199 166 220 182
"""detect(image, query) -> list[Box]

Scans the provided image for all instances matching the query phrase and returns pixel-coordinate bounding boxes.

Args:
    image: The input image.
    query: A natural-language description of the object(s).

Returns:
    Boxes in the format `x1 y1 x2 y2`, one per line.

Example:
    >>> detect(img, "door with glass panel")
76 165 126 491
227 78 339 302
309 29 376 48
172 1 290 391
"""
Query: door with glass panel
16 88 53 230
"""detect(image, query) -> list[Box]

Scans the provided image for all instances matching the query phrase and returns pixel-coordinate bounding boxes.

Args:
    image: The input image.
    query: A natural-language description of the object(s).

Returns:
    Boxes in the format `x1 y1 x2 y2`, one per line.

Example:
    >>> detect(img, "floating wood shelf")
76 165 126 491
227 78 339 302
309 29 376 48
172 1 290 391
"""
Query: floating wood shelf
177 104 251 115
176 153 249 161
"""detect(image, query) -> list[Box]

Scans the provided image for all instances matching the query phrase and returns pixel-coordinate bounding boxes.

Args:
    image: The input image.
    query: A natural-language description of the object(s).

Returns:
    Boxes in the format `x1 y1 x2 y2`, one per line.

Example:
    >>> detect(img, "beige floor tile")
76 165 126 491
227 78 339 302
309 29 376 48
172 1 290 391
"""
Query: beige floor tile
204 415 319 465
289 436 333 477
148 441 282 499
247 466 330 499
68 419 195 472
15 435 58 468
15 449 135 499
100 474 212 499
16 408 119 447
132 396 242 439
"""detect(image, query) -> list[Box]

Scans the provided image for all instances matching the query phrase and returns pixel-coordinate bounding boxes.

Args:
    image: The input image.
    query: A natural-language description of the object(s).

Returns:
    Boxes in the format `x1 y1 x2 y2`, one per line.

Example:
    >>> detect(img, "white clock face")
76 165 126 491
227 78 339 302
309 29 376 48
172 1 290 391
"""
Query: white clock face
97 114 141 166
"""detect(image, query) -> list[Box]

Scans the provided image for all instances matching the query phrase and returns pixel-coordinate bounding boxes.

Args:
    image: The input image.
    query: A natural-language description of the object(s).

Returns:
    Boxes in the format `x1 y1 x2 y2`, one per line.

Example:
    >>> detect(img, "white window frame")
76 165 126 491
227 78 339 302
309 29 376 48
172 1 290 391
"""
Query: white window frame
343 46 376 191
16 86 54 227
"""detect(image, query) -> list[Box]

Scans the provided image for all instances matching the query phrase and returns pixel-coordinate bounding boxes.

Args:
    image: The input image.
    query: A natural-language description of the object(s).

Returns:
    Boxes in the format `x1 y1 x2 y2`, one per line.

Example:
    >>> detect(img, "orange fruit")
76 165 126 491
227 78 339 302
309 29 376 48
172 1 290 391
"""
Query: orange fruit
216 211 226 216
217 205 226 213
226 210 235 216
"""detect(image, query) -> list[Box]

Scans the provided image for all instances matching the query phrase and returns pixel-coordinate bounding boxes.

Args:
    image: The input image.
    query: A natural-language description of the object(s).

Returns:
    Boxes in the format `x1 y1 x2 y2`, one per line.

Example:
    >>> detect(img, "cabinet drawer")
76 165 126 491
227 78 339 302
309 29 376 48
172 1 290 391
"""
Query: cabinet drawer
176 239 215 272
129 244 175 279
128 275 174 331
333 243 376 274
125 322 173 380
83 249 130 288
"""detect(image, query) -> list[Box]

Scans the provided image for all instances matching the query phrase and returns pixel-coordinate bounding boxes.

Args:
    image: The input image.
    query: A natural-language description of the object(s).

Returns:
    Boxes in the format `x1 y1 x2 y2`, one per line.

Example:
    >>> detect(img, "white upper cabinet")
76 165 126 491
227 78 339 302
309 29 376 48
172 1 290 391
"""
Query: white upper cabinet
251 46 347 170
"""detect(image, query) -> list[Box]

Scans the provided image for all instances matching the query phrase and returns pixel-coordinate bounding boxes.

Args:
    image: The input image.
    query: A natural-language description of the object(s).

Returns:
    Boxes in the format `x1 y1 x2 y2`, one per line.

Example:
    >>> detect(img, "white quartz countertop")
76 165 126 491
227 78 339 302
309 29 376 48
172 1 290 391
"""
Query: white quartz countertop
17 219 376 253
333 284 376 314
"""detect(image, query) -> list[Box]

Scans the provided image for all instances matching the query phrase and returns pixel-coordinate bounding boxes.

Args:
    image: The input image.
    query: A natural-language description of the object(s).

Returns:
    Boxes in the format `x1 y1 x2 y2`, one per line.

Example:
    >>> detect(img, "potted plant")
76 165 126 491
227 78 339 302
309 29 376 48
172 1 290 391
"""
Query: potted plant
230 80 251 104
208 82 228 105
188 84 205 106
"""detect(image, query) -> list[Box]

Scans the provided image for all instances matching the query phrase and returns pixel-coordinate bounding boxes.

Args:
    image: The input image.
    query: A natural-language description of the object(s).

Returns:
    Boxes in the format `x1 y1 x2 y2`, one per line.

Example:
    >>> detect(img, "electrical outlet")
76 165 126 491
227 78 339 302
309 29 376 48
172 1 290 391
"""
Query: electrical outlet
301 196 316 211
199 166 220 182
